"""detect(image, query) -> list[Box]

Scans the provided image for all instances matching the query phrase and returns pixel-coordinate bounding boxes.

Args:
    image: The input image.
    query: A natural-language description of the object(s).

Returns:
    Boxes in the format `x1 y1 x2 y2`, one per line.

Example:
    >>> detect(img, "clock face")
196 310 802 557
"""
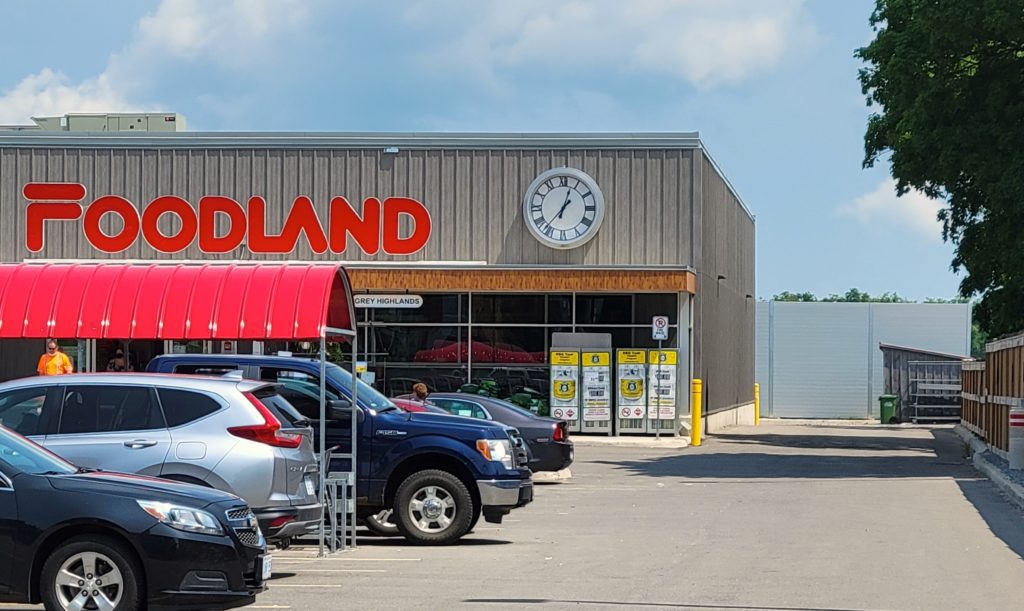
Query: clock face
522 168 605 249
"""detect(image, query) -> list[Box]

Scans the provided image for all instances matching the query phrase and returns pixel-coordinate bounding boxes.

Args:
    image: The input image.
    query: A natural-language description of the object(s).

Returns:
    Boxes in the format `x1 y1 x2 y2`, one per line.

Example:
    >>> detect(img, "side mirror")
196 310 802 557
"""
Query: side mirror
327 398 362 422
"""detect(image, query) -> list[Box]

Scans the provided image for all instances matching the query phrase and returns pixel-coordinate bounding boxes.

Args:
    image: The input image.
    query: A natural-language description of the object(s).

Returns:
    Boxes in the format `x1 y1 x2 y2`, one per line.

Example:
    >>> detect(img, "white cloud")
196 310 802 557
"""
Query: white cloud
0 0 313 125
129 0 310 65
404 0 818 89
0 69 136 124
838 178 945 240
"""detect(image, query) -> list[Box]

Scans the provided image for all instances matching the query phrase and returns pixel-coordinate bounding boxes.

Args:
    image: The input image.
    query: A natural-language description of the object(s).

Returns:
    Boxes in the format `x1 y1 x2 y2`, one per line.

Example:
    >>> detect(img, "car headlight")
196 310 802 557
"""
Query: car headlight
137 500 224 536
476 439 514 469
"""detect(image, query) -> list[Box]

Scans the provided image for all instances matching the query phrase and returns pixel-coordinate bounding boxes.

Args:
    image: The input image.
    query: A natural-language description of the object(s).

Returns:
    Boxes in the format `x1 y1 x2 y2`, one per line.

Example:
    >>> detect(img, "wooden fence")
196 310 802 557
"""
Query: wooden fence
961 332 1024 452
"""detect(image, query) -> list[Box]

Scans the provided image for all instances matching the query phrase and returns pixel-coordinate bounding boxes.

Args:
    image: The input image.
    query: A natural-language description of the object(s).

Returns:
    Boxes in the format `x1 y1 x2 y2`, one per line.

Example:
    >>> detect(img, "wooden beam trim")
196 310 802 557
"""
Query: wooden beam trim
347 268 697 294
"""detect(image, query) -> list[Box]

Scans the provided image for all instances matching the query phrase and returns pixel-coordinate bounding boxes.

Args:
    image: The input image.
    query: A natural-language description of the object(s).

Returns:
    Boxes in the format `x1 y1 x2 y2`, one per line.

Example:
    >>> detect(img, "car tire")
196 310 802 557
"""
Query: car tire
394 469 473 545
365 508 400 536
41 535 143 611
468 505 482 533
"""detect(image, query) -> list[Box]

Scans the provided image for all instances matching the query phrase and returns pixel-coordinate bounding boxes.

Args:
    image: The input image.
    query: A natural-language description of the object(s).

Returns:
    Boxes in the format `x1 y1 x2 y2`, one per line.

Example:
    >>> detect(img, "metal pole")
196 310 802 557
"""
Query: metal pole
754 383 760 426
691 379 702 447
655 341 662 439
318 333 327 557
644 353 650 435
350 329 359 549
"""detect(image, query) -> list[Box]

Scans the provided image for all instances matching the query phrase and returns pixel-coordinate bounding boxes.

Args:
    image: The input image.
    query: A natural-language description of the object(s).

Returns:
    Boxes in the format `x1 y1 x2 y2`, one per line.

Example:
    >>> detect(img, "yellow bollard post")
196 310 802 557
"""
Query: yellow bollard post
691 379 702 447
754 383 760 426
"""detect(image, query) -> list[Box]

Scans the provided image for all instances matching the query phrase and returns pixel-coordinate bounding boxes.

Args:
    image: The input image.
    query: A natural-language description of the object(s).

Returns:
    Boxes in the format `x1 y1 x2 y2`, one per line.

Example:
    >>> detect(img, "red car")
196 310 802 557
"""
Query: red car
391 397 451 415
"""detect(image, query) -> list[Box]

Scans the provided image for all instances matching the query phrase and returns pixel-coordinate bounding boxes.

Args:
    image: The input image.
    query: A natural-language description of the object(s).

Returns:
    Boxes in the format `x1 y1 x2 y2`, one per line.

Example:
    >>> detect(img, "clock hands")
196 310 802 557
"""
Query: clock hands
555 188 574 220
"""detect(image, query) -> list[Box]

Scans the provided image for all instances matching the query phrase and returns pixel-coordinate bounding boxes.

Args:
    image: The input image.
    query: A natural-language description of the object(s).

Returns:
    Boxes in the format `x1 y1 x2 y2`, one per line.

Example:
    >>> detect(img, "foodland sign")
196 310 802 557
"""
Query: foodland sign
23 183 432 256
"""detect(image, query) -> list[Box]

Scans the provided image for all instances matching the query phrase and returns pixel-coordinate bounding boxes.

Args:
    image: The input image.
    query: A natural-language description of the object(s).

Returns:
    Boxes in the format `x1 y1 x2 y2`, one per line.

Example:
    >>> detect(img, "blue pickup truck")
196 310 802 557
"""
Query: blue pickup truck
147 354 534 545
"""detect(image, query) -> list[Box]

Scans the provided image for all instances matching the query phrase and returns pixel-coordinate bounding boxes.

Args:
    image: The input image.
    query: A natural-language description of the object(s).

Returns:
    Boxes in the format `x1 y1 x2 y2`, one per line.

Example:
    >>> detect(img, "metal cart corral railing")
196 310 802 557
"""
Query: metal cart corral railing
322 445 356 553
317 328 358 557
908 359 964 423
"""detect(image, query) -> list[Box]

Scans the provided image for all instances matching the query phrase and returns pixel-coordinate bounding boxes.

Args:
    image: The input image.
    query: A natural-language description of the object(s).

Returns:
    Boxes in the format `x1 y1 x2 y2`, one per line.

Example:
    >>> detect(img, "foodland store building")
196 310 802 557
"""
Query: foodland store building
0 122 755 434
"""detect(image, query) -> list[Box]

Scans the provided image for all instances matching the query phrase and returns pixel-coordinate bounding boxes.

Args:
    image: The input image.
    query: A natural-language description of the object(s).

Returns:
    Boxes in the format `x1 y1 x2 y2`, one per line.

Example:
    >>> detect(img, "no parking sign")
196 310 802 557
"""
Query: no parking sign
652 316 669 341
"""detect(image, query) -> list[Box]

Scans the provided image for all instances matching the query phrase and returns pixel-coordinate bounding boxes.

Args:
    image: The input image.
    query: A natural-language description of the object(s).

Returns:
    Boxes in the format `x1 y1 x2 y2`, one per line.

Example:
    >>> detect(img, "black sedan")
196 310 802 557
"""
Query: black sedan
423 393 574 473
0 425 267 610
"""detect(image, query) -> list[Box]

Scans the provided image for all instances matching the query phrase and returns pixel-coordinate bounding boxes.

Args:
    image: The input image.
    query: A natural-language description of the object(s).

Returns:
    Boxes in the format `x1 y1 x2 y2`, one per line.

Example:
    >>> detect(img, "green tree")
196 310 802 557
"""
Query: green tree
857 0 1024 337
820 288 908 303
971 321 989 358
772 291 817 302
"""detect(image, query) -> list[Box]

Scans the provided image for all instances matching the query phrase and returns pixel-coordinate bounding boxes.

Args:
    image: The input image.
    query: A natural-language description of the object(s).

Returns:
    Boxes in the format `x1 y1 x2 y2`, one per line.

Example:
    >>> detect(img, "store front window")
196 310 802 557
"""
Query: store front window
356 292 681 399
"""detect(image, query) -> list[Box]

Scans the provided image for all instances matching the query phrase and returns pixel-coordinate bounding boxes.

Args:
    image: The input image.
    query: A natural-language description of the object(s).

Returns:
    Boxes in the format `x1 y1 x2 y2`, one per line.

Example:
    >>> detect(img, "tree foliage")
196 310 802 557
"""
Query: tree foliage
771 291 817 302
771 288 908 302
857 0 1024 337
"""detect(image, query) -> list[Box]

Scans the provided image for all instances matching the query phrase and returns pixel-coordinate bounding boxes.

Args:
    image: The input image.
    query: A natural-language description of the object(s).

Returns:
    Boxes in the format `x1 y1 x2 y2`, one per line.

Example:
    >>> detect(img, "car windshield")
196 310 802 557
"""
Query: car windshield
0 426 76 475
325 363 396 410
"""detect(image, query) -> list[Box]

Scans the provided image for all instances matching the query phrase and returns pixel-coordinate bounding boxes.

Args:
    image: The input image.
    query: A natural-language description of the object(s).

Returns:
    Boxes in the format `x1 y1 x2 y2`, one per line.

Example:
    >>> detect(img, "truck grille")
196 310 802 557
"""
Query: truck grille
237 529 263 547
506 429 528 469
225 506 265 549
226 508 252 521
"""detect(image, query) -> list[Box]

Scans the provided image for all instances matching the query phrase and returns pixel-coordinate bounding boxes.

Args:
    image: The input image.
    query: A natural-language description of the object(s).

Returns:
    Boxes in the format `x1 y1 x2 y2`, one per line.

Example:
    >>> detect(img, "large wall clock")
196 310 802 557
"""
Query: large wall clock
522 167 606 249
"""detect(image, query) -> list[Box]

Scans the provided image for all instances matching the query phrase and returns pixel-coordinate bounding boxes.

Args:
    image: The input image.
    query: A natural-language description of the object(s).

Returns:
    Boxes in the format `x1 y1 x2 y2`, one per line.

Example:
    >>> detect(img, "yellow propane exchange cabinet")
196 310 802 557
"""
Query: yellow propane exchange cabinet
616 349 648 433
647 349 679 434
549 350 582 433
615 349 680 435
581 351 613 435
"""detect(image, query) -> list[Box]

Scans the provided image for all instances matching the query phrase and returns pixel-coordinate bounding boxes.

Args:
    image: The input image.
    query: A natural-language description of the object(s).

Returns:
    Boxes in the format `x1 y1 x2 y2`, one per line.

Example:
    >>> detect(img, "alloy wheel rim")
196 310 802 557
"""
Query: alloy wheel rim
54 551 123 611
408 485 456 533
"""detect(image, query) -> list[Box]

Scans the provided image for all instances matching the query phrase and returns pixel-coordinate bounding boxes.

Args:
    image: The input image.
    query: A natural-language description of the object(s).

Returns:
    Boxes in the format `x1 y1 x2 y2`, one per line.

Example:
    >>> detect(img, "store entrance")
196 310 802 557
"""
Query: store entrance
96 340 165 372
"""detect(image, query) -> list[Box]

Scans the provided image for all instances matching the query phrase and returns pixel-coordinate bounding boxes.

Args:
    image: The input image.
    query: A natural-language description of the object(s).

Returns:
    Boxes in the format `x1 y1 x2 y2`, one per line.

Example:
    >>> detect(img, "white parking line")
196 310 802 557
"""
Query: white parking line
271 584 350 588
273 557 420 562
278 569 386 573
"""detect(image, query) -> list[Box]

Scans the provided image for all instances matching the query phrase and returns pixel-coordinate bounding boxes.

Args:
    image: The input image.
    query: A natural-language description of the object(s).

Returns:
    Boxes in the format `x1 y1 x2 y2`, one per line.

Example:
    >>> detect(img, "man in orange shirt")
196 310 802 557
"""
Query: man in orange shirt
37 340 73 376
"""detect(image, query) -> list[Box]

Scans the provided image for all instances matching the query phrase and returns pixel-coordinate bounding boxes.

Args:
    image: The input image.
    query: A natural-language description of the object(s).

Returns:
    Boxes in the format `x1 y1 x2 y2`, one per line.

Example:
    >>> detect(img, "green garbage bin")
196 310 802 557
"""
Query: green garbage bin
878 395 899 424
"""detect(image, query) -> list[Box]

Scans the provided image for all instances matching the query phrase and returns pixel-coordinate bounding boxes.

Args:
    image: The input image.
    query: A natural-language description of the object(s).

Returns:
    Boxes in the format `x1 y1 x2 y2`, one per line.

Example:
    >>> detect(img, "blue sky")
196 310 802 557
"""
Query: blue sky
0 0 960 300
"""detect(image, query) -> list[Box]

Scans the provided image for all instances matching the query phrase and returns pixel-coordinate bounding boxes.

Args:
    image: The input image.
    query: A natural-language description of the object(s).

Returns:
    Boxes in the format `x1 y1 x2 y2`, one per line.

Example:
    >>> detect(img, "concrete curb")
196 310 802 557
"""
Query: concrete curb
954 424 1024 513
532 469 572 482
571 436 690 449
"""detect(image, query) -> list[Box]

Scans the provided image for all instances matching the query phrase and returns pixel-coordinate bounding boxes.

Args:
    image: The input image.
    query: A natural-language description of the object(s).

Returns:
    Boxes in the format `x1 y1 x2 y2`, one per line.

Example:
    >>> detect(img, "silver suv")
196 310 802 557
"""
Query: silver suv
0 373 321 545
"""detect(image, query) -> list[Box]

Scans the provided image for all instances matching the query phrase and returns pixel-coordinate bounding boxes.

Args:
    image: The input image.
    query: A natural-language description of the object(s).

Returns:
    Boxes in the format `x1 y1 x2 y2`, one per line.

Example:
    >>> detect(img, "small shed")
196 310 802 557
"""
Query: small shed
880 343 971 422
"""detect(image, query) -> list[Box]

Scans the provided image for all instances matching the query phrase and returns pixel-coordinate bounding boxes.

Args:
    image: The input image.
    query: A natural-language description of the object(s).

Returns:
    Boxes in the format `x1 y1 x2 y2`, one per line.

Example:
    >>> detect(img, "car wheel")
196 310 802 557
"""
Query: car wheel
394 469 473 545
41 535 143 611
365 508 400 536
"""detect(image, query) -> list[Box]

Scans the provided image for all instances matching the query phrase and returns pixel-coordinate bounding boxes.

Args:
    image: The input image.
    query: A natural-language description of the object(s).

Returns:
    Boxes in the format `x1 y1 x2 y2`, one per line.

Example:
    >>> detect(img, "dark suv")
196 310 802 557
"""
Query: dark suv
0 424 268 610
149 355 534 545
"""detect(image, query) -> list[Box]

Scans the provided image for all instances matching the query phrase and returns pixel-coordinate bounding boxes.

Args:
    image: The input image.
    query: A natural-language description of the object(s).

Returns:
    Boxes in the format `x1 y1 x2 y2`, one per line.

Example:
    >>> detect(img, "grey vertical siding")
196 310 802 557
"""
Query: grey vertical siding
757 302 972 418
694 153 756 413
1 134 759 419
1 146 696 267
755 301 772 416
771 302 870 418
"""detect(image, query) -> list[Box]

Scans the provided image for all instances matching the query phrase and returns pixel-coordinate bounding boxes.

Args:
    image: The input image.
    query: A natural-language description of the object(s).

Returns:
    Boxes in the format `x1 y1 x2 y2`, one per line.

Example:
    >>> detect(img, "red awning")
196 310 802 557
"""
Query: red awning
0 263 355 340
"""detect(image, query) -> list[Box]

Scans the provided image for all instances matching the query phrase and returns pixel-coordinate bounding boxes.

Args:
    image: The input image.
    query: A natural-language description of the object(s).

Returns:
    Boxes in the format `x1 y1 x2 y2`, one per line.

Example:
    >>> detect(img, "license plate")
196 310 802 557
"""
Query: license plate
304 476 315 496
261 555 273 581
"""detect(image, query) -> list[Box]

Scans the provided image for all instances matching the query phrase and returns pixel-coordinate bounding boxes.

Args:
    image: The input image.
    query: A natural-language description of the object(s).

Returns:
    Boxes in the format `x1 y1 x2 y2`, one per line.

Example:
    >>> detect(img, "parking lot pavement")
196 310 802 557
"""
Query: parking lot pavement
5 421 1022 610
261 422 1024 611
